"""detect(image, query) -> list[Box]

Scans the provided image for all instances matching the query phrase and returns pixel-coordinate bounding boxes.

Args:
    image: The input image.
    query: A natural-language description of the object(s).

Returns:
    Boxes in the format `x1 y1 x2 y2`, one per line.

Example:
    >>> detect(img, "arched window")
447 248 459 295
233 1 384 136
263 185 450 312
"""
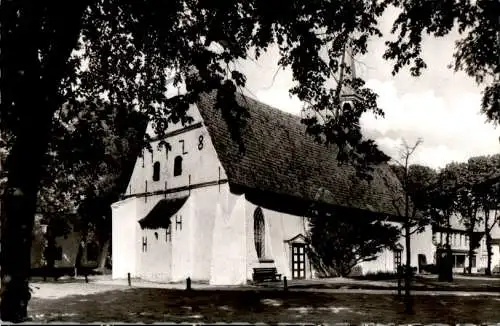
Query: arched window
254 207 265 259
153 161 160 181
174 156 183 176
342 102 353 111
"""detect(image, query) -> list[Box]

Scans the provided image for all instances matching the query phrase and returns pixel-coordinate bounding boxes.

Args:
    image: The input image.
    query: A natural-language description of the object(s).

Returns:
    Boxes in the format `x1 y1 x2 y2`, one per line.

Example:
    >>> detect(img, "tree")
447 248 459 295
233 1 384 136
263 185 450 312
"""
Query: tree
307 206 400 277
461 155 500 275
0 99 145 274
2 0 497 321
382 0 500 124
1 0 393 320
385 138 436 314
450 161 483 274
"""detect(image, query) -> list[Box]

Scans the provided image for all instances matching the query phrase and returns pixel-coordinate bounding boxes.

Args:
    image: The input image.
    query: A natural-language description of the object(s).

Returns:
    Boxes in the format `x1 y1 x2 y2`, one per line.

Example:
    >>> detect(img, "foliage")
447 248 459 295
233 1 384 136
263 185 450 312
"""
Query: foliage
385 138 436 313
442 155 500 274
427 164 460 231
1 0 498 322
382 0 500 123
390 162 437 233
350 270 398 281
307 207 400 277
386 140 437 234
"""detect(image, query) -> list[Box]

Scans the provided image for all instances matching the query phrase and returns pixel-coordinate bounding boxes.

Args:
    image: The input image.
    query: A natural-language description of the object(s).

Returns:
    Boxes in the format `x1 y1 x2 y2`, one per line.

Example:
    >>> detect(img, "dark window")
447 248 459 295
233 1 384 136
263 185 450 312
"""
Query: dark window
254 207 265 259
154 232 158 240
342 102 353 111
174 156 183 176
86 242 99 261
393 249 402 272
55 247 63 260
153 161 160 181
454 254 466 268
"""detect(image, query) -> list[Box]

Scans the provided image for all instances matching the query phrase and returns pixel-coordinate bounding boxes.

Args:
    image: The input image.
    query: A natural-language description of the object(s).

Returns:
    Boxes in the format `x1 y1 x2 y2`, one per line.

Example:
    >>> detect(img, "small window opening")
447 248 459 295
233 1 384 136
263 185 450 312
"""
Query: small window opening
342 102 353 111
154 232 159 240
174 156 183 176
86 242 99 261
153 161 160 181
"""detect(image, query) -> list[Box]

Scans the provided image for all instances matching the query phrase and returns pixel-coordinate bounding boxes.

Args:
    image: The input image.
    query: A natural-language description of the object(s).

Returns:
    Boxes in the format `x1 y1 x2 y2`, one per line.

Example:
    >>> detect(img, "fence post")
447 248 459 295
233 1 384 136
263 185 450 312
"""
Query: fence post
283 276 288 292
397 268 402 298
128 272 131 286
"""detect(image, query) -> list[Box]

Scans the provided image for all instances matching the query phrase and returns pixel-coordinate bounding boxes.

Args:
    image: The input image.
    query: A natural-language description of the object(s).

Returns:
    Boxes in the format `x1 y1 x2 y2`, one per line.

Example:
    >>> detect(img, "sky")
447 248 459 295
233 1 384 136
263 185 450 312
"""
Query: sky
235 6 499 170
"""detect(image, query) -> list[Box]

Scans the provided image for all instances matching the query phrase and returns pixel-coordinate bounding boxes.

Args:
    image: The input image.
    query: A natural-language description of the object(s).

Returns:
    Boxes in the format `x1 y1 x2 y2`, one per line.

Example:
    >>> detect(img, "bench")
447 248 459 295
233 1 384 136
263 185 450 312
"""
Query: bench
252 267 282 282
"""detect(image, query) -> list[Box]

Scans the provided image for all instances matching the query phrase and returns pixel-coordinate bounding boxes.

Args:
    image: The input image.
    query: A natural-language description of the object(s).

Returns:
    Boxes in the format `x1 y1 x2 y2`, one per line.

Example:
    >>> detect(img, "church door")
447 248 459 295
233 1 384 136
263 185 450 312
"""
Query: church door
292 243 306 279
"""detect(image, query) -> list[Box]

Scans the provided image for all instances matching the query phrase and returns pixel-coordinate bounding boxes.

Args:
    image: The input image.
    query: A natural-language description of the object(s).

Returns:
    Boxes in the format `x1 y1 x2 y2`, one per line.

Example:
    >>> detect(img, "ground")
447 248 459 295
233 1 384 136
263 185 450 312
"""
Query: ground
23 275 500 323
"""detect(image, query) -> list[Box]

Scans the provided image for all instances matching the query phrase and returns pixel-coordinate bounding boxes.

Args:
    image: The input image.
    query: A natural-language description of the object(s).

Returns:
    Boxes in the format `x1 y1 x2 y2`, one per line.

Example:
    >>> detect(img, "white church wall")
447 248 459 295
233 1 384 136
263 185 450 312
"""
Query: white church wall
190 185 230 281
169 193 193 282
209 189 247 285
245 200 310 281
124 103 226 196
116 100 231 283
111 197 139 279
139 227 172 282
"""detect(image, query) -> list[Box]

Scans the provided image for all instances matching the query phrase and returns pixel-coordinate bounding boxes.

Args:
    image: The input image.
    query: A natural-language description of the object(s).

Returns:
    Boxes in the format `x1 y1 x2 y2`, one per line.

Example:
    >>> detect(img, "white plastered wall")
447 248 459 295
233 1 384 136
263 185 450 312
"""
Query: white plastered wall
245 200 311 281
209 189 247 285
111 197 139 279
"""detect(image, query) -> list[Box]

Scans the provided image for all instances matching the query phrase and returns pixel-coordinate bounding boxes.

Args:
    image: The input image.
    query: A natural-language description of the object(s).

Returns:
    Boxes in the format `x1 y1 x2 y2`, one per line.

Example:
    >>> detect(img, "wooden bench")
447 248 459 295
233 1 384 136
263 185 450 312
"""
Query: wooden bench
252 267 282 282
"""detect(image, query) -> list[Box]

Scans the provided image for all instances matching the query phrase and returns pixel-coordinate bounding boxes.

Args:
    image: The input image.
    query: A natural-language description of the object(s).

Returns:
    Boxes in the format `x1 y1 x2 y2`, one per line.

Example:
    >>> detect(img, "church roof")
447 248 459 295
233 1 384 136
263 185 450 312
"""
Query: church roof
196 92 404 218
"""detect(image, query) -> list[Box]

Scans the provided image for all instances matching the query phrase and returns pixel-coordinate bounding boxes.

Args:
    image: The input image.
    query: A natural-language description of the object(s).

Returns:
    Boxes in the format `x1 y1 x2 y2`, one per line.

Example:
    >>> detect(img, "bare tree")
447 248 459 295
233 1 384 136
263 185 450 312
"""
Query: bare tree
383 138 436 314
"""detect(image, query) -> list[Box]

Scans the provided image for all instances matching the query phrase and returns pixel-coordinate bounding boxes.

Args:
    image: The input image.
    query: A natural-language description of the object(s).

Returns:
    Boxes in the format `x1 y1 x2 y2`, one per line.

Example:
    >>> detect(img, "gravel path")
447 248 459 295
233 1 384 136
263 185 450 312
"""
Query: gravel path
28 275 500 299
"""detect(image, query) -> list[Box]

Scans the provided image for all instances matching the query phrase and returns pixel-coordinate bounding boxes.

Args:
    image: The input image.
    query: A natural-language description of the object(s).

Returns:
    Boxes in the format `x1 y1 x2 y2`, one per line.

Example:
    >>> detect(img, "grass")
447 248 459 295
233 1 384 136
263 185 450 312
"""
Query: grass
27 287 500 324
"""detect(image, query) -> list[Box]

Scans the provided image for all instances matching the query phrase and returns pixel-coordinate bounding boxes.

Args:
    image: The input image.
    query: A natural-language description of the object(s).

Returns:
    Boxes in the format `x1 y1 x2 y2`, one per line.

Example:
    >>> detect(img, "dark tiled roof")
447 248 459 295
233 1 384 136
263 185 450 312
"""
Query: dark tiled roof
138 195 189 229
196 92 403 217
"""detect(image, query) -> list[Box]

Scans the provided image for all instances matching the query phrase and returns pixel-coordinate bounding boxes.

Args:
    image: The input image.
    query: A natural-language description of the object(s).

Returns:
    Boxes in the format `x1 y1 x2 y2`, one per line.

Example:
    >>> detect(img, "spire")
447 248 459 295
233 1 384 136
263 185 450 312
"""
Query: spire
339 39 362 103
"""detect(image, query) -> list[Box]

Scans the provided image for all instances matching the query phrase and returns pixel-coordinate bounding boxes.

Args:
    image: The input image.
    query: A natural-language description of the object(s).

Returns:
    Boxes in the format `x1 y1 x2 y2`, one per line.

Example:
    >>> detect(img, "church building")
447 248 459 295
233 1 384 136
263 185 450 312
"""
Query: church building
110 86 426 285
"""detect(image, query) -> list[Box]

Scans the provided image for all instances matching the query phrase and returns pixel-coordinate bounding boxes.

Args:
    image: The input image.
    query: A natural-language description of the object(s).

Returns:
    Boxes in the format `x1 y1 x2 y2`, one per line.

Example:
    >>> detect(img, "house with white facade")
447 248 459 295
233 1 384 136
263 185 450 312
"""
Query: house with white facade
431 212 500 274
111 85 441 285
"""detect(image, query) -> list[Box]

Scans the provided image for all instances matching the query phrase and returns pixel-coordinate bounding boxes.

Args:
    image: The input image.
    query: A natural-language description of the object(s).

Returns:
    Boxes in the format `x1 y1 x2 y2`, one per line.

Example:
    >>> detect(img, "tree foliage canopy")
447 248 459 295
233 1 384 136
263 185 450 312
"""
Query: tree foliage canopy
1 0 499 322
307 207 400 277
382 0 499 123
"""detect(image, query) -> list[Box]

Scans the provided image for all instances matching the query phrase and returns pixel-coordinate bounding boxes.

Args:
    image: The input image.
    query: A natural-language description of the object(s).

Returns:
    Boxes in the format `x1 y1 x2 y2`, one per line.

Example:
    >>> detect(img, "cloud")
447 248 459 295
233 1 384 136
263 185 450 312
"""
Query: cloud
360 79 499 169
238 9 498 171
255 88 302 115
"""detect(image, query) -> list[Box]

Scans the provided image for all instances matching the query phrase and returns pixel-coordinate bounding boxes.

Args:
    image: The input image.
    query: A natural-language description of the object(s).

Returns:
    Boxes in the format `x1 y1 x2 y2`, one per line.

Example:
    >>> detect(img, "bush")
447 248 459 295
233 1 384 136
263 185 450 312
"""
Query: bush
351 270 398 280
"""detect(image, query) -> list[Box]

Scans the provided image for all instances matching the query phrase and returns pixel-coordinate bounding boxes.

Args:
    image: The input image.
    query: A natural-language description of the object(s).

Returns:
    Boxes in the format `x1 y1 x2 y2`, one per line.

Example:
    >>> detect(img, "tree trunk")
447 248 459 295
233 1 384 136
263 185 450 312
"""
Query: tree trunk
446 215 451 246
484 211 492 276
97 239 110 271
404 221 413 314
44 233 57 280
467 229 474 274
0 1 88 321
486 233 492 276
1 2 50 321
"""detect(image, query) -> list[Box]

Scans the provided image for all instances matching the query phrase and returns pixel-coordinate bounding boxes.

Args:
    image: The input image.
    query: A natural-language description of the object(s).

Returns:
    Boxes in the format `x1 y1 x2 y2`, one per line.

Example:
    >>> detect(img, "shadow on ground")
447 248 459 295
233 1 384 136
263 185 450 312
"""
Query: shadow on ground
27 287 500 324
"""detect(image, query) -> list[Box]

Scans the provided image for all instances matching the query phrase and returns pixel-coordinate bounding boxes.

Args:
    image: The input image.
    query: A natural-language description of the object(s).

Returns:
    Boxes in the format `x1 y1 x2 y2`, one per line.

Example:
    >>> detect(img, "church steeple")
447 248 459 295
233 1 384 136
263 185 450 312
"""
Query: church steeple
339 39 363 105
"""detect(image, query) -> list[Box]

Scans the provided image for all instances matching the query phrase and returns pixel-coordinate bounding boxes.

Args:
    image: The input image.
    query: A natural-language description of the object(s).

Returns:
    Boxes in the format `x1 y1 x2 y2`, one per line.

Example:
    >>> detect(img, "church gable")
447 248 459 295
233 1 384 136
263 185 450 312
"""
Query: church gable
124 103 228 197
